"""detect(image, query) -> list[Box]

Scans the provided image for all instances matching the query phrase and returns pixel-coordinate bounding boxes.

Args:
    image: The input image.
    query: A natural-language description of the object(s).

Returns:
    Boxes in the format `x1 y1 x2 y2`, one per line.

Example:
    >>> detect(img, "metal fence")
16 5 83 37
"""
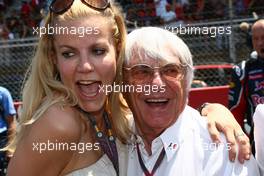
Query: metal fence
180 17 256 65
193 65 233 88
0 38 37 101
0 18 257 101
123 0 264 26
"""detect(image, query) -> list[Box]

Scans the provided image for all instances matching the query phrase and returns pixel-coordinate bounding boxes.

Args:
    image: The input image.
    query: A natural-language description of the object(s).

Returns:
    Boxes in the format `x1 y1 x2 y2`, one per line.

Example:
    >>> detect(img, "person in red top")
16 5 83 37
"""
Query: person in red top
20 1 30 18
31 0 39 8
228 19 264 143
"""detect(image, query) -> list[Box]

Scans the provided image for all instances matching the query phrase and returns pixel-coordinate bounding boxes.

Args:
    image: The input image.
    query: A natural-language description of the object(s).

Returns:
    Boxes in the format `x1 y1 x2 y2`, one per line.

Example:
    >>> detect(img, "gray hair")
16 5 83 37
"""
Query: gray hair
124 27 194 91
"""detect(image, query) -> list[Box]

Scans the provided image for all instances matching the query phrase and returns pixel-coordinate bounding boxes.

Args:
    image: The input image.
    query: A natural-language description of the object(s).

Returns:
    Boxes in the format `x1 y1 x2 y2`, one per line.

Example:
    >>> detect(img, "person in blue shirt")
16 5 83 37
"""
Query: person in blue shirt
0 86 16 175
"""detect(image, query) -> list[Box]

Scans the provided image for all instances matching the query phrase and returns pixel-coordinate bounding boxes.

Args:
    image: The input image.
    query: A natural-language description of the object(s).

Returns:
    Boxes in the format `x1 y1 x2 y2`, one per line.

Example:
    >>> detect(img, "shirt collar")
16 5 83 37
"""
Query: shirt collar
159 107 186 161
131 105 198 162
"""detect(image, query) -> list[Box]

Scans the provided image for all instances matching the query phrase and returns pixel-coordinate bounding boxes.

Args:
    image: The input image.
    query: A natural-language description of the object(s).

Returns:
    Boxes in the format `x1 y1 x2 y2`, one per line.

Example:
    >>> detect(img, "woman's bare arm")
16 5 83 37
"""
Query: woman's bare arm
200 103 251 163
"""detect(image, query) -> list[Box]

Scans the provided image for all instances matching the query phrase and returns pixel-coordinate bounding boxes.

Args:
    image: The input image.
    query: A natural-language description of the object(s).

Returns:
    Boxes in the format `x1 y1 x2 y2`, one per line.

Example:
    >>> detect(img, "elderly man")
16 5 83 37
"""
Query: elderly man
229 19 264 140
122 27 259 175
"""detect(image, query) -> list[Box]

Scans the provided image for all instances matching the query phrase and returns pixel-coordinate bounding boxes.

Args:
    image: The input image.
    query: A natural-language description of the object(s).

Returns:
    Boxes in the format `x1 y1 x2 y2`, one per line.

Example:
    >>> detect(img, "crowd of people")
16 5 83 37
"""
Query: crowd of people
124 0 264 26
0 0 46 40
0 86 16 175
0 0 264 40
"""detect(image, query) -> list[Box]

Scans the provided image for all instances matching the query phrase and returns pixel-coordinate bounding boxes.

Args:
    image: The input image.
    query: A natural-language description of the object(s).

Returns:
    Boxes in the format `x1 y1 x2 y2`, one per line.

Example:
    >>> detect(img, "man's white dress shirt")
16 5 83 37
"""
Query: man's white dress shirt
127 106 260 176
254 104 264 175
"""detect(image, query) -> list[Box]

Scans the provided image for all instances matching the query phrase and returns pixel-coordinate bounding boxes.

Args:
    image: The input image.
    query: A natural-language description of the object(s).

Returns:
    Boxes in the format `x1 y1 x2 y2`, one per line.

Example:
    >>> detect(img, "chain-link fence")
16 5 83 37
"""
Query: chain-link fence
180 18 256 65
0 17 259 101
0 38 37 101
193 65 233 88
123 0 264 25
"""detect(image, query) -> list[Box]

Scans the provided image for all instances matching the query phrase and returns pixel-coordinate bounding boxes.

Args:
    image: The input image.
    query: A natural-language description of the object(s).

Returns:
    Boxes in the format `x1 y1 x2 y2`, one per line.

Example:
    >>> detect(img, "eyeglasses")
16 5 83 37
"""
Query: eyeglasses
50 0 110 14
123 63 186 83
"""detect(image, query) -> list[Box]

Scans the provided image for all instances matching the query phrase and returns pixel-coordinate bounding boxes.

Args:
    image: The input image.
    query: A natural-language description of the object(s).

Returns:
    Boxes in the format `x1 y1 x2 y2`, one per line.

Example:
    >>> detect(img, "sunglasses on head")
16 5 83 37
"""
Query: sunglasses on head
123 63 187 84
50 0 110 14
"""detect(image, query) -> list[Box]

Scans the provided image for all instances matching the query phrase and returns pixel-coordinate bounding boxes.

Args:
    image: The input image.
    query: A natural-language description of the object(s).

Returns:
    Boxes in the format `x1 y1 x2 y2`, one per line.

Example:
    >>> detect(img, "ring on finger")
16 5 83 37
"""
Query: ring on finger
235 132 245 139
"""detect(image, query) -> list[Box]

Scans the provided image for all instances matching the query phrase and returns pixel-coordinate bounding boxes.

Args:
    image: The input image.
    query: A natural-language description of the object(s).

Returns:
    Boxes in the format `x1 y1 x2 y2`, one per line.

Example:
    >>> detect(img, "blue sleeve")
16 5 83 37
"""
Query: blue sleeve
228 64 243 109
228 62 247 127
228 61 247 108
1 88 16 119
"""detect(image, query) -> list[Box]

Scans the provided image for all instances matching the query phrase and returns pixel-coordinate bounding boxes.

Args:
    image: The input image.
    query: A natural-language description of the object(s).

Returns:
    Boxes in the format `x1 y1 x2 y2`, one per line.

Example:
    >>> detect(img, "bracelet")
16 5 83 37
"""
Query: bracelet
198 102 210 116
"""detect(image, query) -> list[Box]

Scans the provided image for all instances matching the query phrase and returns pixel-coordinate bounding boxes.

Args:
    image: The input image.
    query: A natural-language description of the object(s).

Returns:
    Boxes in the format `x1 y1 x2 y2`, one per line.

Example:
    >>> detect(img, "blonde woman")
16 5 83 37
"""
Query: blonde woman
7 0 130 175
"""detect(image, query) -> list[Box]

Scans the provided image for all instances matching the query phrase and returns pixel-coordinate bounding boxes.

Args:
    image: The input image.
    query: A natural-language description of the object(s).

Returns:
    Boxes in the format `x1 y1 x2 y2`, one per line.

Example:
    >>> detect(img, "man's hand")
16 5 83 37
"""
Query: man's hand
201 103 251 163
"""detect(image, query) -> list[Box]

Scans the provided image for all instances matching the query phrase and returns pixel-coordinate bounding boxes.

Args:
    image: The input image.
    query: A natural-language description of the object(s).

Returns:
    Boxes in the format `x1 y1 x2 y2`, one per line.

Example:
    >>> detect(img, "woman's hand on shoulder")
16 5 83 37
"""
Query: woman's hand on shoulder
7 105 82 176
200 103 251 164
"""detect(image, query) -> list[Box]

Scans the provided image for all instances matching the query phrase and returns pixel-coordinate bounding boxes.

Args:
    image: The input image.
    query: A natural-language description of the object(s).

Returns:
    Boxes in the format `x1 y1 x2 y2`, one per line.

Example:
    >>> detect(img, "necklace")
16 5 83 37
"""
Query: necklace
76 106 119 176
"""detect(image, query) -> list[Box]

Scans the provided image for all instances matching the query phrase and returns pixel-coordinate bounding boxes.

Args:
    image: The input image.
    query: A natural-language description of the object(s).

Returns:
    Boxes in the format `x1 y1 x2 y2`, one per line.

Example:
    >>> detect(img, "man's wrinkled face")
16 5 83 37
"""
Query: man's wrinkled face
123 49 187 134
252 22 264 58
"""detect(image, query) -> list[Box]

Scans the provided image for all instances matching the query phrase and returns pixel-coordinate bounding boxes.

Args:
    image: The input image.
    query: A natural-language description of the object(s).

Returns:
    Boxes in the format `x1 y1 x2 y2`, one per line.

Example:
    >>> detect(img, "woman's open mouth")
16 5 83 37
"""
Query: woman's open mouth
77 80 102 98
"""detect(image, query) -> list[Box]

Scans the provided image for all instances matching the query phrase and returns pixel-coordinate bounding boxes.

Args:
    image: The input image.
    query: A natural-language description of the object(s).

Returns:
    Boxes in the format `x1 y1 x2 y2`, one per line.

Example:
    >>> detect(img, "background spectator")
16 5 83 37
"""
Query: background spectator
239 22 253 50
0 16 8 40
0 0 5 12
234 0 246 16
248 0 264 16
202 0 226 20
0 86 16 175
5 15 26 39
20 1 30 19
3 0 12 7
228 19 264 146
155 0 177 23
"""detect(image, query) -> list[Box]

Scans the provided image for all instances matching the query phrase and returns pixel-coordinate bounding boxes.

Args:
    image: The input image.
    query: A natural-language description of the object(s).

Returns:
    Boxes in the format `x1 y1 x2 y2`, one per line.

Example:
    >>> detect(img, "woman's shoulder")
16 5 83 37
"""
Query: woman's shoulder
8 105 84 175
31 104 83 142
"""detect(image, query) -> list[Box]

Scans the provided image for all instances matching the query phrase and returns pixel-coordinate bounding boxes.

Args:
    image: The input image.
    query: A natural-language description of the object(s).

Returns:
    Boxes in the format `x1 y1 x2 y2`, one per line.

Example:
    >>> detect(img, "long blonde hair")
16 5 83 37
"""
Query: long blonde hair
7 0 130 152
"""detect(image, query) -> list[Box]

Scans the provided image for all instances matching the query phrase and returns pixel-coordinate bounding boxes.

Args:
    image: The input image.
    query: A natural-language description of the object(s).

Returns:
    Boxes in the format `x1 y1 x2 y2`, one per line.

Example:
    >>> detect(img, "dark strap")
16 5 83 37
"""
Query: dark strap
136 141 165 176
96 132 119 175
76 107 119 175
